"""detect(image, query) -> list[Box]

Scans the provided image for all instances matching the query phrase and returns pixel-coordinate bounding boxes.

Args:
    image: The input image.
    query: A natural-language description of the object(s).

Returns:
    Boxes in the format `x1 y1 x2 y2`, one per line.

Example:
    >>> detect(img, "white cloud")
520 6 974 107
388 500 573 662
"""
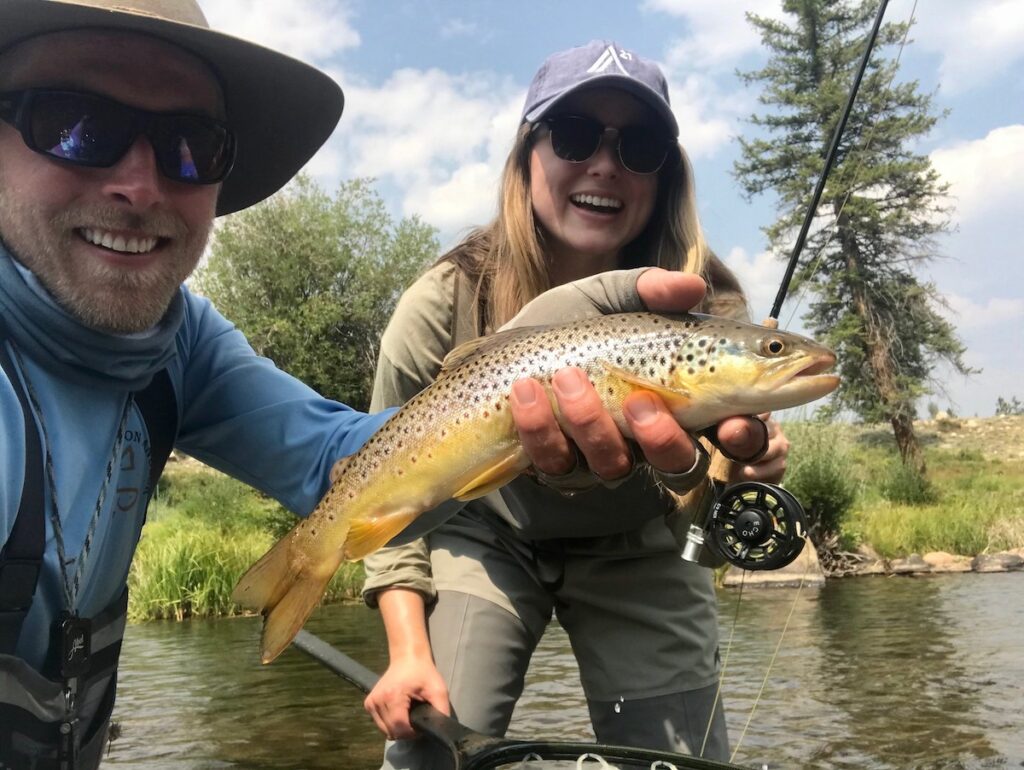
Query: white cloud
316 67 521 239
930 125 1024 223
719 246 788 322
645 0 784 67
413 163 500 243
201 0 359 64
943 293 1024 330
666 72 742 158
909 0 1024 94
440 18 481 40
638 1 779 159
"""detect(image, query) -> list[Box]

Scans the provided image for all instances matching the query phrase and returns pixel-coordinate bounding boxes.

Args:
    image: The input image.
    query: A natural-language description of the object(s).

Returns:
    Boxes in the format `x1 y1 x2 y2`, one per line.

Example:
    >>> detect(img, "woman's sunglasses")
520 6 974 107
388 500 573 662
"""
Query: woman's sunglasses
536 114 675 175
0 88 235 185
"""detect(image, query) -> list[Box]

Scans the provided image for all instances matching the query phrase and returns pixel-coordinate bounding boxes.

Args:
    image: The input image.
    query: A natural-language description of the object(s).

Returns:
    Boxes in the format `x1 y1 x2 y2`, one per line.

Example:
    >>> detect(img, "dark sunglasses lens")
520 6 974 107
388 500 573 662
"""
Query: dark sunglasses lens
152 116 232 183
27 92 133 165
548 116 603 162
619 126 671 174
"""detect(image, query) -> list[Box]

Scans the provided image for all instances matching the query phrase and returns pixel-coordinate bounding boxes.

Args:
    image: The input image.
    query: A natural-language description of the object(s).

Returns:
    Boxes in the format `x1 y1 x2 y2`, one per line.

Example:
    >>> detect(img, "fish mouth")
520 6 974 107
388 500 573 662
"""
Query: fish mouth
770 352 840 401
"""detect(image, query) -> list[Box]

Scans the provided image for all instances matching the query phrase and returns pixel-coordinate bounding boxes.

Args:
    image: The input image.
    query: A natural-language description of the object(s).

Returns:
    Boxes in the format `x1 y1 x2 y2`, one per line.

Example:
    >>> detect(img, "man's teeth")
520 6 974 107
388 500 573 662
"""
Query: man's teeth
81 228 159 254
571 194 623 210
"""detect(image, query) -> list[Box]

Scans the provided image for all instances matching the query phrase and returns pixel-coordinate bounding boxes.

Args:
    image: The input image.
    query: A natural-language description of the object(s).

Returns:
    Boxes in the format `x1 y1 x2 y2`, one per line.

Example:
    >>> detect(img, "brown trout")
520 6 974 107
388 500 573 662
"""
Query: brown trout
233 312 838 662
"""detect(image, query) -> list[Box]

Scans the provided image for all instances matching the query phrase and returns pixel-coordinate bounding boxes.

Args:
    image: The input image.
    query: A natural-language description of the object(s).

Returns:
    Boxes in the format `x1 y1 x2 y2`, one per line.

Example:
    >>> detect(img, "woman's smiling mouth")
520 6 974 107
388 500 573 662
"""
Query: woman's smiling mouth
570 193 623 213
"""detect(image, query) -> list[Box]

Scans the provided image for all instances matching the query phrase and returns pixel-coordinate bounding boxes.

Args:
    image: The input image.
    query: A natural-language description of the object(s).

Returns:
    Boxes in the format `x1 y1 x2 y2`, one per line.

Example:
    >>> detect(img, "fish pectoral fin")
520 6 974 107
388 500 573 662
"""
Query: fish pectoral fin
343 508 422 561
600 362 693 410
452 448 530 500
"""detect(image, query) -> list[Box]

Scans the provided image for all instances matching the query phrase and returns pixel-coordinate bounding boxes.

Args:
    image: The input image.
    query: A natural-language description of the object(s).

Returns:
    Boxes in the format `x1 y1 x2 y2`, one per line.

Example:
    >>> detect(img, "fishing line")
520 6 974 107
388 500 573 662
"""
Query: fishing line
729 566 809 765
699 570 746 758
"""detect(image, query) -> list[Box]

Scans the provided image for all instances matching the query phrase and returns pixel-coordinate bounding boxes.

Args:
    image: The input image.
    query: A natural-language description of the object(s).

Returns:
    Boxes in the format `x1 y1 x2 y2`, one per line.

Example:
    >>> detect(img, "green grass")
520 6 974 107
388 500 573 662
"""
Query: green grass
131 422 1024 622
128 463 364 622
779 421 1024 559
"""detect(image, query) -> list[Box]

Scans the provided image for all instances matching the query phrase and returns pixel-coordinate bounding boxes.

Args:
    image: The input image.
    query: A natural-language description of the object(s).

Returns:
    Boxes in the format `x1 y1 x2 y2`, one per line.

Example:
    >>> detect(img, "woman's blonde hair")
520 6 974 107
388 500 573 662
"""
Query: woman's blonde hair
443 116 745 330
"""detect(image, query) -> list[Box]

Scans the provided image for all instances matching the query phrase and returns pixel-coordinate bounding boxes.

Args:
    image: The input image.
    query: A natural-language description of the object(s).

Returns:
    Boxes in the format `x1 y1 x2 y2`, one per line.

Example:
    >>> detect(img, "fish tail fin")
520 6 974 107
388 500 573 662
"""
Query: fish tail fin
232 533 342 664
258 565 338 664
342 508 420 561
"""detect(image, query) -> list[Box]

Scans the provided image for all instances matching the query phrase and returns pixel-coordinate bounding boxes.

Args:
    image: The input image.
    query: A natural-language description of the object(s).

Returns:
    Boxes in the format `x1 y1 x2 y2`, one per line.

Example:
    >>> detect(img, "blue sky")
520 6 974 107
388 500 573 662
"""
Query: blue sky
203 0 1023 419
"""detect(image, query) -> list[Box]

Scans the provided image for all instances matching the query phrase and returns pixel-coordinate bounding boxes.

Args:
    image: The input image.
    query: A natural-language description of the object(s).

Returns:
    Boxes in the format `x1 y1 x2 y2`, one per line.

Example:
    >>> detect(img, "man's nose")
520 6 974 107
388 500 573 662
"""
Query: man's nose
99 137 167 209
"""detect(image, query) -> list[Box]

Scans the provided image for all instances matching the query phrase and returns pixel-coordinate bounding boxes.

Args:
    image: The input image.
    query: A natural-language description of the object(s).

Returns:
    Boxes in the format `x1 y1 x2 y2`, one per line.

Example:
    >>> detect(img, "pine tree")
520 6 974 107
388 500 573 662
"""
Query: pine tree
733 0 973 475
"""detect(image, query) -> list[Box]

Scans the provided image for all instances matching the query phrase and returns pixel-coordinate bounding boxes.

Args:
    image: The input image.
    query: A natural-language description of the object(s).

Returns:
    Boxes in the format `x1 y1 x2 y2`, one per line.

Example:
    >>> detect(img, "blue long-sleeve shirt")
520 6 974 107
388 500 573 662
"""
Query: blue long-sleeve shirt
1 283 391 670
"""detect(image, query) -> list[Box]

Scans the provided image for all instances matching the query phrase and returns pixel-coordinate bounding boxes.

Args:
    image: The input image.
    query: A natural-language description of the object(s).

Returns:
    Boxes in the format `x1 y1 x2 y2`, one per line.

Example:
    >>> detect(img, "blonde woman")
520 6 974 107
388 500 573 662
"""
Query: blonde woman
362 41 789 767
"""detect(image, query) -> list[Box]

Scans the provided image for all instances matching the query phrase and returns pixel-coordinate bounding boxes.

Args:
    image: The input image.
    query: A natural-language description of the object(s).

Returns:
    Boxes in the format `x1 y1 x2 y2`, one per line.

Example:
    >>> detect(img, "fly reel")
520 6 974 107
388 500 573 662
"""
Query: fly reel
705 482 807 571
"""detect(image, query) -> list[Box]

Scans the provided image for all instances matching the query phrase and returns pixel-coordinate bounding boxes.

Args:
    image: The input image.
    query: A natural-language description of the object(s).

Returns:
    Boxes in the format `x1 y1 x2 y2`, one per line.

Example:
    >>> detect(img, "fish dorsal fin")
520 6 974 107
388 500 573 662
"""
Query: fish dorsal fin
600 362 693 411
439 325 550 375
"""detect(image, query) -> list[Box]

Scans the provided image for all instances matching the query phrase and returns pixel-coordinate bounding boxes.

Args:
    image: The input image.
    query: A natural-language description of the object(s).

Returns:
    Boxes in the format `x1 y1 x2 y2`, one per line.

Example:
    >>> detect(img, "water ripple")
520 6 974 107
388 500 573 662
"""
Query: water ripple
106 573 1024 769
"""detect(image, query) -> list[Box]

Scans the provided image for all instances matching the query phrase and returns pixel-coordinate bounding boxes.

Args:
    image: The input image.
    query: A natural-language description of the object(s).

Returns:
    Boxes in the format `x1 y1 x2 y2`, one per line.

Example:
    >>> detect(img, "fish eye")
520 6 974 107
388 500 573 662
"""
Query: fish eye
760 337 786 356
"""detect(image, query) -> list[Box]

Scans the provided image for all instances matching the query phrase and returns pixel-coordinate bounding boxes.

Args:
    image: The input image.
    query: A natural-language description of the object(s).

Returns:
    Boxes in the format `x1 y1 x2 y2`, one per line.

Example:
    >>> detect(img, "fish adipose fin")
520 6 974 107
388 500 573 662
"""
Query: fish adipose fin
231 533 341 664
343 508 422 561
451 448 530 500
600 362 693 410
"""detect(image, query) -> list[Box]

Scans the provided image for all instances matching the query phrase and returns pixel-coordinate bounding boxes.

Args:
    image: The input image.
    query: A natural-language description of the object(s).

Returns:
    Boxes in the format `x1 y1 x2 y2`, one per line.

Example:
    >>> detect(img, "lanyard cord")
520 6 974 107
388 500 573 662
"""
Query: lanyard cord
9 341 133 612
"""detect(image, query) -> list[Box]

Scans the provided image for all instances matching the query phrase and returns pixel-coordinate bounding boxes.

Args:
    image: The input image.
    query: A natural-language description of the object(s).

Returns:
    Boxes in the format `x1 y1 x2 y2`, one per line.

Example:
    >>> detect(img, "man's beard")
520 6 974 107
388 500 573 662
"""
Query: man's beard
0 192 210 333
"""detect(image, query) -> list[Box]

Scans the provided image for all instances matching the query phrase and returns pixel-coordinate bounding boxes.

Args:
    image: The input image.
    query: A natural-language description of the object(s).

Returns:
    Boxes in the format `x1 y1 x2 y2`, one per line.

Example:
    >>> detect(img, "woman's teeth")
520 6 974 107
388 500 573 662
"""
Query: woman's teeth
570 193 623 212
81 228 159 254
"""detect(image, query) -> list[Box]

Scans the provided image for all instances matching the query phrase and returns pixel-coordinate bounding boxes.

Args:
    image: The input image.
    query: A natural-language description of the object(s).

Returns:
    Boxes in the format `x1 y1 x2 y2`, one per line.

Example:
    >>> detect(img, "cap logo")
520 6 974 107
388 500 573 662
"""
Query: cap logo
586 45 633 76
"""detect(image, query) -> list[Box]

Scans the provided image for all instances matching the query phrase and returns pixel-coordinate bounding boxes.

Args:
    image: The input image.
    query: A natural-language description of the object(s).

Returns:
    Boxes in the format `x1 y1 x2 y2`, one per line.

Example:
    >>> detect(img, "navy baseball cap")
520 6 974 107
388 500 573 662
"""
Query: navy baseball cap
521 40 678 137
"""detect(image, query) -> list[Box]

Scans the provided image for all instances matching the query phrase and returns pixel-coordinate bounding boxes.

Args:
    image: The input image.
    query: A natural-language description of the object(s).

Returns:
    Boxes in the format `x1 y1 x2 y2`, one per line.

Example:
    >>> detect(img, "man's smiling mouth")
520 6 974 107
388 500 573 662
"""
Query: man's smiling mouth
79 228 161 254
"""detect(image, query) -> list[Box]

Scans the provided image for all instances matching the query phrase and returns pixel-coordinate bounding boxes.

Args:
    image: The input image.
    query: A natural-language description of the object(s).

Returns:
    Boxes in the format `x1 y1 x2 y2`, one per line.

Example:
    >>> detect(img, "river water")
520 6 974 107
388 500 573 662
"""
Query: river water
106 573 1023 769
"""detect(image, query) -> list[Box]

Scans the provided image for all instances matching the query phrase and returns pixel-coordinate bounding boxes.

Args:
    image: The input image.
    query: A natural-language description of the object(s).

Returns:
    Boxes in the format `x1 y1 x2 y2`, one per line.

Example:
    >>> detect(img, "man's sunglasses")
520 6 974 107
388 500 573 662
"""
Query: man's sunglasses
536 114 675 175
0 88 235 185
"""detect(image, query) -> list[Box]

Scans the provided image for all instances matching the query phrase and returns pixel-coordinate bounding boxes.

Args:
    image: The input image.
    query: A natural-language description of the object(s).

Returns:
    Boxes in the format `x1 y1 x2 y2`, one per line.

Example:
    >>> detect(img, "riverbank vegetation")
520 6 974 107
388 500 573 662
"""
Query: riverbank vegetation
784 417 1024 561
127 416 1024 622
128 468 364 622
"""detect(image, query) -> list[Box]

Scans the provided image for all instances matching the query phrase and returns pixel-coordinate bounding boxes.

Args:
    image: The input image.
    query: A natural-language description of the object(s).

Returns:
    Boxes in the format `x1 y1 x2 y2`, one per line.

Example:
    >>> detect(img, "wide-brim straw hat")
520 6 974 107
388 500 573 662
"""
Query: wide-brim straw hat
0 0 343 216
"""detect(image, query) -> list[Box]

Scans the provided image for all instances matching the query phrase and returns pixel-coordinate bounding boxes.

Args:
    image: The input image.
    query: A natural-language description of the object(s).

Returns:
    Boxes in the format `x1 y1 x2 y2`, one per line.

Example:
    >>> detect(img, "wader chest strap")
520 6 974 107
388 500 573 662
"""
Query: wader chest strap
134 367 177 498
0 323 179 653
0 339 44 654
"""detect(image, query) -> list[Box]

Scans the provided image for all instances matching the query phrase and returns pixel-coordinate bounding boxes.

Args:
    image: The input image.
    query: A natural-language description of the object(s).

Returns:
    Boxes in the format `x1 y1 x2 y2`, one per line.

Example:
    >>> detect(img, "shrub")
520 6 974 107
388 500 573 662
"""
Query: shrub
879 461 937 505
781 421 858 548
155 463 295 537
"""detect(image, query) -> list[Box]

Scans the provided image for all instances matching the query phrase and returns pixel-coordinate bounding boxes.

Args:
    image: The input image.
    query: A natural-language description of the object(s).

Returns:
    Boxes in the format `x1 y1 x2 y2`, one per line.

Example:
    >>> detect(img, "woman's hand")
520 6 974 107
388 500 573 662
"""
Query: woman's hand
509 268 771 483
728 413 790 485
364 589 450 741
364 656 450 741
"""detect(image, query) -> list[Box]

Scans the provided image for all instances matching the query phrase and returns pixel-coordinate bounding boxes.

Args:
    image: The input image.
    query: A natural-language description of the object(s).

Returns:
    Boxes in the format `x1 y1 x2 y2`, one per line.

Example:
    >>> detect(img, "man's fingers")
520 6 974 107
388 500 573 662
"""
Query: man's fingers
551 368 632 480
622 391 697 473
510 379 575 476
636 268 707 313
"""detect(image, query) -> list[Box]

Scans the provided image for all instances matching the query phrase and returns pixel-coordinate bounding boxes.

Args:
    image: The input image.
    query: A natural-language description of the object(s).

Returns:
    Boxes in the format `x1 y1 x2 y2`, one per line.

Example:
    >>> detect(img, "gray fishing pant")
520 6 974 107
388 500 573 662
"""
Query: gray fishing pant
378 513 730 768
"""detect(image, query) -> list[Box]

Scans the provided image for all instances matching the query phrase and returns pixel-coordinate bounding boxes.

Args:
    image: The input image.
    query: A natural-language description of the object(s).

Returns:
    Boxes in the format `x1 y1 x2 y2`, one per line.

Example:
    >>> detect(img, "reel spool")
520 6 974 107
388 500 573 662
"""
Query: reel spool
706 482 808 571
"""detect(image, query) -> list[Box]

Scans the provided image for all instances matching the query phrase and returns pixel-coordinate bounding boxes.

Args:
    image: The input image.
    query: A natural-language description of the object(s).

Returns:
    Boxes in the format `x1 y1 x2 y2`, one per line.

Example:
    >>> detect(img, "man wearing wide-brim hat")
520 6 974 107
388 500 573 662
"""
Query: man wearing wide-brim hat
0 1 389 766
